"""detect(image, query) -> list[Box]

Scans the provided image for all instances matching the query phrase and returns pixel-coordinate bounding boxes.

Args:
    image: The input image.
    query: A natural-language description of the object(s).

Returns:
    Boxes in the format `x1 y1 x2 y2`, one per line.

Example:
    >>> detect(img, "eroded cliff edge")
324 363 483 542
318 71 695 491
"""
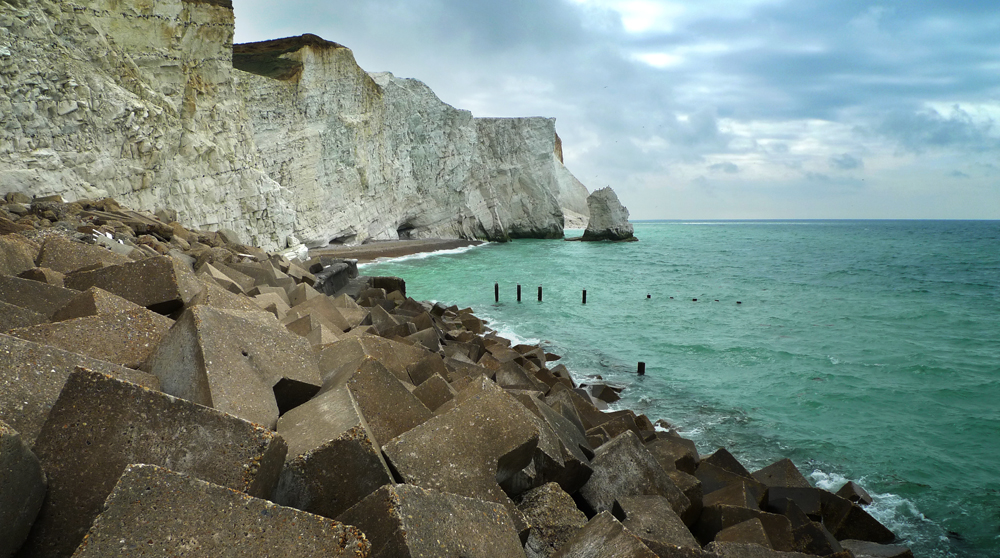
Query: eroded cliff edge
0 0 591 251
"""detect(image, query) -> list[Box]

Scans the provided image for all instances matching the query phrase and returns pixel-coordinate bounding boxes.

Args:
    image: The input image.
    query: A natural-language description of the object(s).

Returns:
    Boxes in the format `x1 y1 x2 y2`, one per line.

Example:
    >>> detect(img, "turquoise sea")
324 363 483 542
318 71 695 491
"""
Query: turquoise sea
363 220 1000 558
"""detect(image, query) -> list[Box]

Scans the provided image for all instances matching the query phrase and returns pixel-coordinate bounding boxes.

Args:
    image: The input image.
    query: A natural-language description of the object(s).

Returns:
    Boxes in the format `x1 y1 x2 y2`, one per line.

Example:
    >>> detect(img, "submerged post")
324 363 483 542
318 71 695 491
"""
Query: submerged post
517 284 522 302
638 362 646 376
582 290 587 304
495 283 499 303
538 286 543 302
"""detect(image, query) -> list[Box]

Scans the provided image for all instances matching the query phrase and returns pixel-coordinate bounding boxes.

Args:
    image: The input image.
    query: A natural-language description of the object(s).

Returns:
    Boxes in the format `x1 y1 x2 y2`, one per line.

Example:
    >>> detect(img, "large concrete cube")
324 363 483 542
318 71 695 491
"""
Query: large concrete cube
550 511 658 558
0 334 158 446
72 465 370 557
20 369 288 558
0 421 46 558
318 335 428 389
64 255 202 315
143 306 322 428
34 235 131 274
337 483 523 558
0 275 80 318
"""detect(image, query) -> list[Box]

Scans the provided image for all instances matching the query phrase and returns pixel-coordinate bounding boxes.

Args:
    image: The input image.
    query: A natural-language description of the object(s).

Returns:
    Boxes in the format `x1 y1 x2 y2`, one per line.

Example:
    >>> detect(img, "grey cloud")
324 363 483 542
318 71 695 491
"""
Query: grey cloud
830 154 863 170
709 162 739 174
876 106 998 153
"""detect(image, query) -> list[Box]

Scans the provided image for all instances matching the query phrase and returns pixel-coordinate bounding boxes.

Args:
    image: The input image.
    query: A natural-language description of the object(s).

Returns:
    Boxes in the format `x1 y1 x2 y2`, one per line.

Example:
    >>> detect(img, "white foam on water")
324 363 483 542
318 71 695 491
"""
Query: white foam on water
480 316 540 347
357 242 487 268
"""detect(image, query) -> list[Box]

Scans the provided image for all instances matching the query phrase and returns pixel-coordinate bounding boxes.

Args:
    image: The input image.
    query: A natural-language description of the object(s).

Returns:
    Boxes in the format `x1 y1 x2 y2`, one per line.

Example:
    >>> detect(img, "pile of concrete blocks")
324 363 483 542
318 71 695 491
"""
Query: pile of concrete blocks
0 195 913 558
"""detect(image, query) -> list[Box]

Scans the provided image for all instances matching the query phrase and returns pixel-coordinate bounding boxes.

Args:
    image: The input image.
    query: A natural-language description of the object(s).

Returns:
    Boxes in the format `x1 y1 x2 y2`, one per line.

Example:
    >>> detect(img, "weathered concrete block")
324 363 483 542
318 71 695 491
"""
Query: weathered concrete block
17 267 66 287
35 235 131 274
615 495 701 553
252 292 291 318
697 461 766 497
382 377 539 507
517 482 588 558
338 483 522 558
406 353 450 385
820 492 896 544
646 434 700 474
73 464 369 558
411 373 457 411
213 262 256 293
579 431 690 519
546 383 610 431
0 421 46 558
702 448 753 478
840 539 914 558
550 511 658 558
694 505 795 551
0 300 48 332
0 275 80 318
21 370 287 558
705 541 847 558
369 276 405 297
8 307 174 368
706 480 764 509
318 335 428 389
510 392 594 494
143 306 322 427
197 262 245 294
189 276 271 314
0 234 39 277
766 487 823 518
274 387 393 520
715 518 772 548
49 286 144 322
836 481 874 506
345 358 433 447
752 458 811 489
64 255 202 315
0 334 158 446
791 520 843 556
287 282 321 307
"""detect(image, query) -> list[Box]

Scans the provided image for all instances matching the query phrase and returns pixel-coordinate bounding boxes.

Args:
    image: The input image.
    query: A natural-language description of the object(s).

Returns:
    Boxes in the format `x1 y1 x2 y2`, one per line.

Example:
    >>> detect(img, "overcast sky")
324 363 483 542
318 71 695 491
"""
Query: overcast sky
232 0 1000 220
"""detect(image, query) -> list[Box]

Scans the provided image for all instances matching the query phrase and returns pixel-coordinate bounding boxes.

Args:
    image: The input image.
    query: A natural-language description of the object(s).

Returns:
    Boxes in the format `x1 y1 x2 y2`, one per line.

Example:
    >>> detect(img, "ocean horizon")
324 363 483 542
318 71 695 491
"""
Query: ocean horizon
364 219 1000 558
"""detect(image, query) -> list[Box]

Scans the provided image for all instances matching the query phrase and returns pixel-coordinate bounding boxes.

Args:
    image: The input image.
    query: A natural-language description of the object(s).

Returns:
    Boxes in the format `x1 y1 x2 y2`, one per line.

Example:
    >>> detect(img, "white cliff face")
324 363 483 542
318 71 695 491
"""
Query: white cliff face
582 186 634 241
0 0 295 250
0 1 591 250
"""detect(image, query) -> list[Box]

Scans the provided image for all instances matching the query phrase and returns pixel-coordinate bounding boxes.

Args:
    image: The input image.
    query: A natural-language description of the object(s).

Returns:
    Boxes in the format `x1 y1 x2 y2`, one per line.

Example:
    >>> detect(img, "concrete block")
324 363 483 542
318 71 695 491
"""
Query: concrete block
0 421 46 558
287 282 321 307
64 256 202 315
274 387 393 520
546 383 610 431
306 323 341 347
411 373 457 411
715 518 772 548
705 480 764 510
248 285 291 306
382 377 539 507
22 370 287 558
510 392 594 495
404 327 441 352
0 300 47 332
17 267 66 287
252 292 291 318
338 483 523 558
752 458 811 489
73 464 369 557
284 294 352 332
694 505 795 551
516 482 588 558
406 353 450 385
615 495 701 552
646 434 700 474
766 487 823 518
142 306 321 428
0 234 39 277
702 447 753 478
189 276 270 314
369 276 405 297
579 431 690 519
791 520 843 556
550 511 658 558
820 492 896 544
345 358 433 447
840 539 914 558
0 334 157 446
49 286 143 321
8 307 173 369
667 468 703 525
0 275 80 318
35 235 130 274
697 461 767 497
318 335 428 389
197 262 245 294
836 481 874 506
705 541 844 558
213 262 256 293
495 360 549 392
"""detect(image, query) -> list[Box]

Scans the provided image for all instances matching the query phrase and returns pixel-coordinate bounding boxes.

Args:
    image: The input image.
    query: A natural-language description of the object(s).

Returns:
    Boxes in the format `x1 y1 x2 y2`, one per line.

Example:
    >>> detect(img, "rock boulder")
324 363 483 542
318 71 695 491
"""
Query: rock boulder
581 187 635 241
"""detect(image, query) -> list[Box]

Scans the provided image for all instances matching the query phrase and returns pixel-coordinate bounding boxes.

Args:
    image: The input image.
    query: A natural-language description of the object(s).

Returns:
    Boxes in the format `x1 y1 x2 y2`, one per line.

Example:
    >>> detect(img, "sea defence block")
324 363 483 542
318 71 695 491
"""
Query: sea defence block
646 434 700 475
273 387 393 520
338 483 522 558
49 286 145 321
410 373 457 411
615 495 701 552
64 255 202 315
8 307 174 369
0 421 46 558
516 483 588 558
0 234 39 277
0 334 158 446
143 306 322 428
21 370 287 558
752 458 812 489
0 300 48 332
0 275 80 318
343 358 433 446
34 235 131 274
73 465 370 558
579 431 690 519
550 511 658 558
318 335 428 389
382 377 539 506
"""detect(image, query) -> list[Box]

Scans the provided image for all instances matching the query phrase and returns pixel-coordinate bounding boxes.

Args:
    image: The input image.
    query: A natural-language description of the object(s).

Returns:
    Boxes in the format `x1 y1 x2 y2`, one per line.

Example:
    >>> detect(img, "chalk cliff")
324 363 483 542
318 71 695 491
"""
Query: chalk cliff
0 0 591 251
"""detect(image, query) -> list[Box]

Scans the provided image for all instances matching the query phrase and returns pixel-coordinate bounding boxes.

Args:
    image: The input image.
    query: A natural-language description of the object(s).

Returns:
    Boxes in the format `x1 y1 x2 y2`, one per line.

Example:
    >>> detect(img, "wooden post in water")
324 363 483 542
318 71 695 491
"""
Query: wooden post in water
538 286 543 302
582 290 587 304
495 283 499 302
517 284 522 302
638 362 646 376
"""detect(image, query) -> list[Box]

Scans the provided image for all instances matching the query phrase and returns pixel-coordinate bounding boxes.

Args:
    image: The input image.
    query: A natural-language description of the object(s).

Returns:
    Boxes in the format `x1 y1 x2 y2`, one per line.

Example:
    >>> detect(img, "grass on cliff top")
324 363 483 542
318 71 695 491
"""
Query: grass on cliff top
233 34 345 81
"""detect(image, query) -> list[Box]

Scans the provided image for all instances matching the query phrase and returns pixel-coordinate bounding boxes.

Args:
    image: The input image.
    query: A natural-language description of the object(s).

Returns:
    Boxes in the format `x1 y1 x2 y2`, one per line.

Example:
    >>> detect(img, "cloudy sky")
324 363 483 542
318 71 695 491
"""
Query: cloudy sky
232 0 1000 220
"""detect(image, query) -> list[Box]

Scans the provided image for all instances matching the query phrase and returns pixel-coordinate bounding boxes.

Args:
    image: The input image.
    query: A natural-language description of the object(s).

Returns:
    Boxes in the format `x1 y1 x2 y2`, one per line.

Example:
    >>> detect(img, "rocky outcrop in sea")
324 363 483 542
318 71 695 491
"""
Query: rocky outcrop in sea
0 195 913 557
0 0 590 252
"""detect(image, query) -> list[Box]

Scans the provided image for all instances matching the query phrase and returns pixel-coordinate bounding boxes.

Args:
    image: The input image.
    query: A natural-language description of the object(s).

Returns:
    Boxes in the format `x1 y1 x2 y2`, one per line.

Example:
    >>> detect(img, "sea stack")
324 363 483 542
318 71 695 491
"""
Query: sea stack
581 187 636 241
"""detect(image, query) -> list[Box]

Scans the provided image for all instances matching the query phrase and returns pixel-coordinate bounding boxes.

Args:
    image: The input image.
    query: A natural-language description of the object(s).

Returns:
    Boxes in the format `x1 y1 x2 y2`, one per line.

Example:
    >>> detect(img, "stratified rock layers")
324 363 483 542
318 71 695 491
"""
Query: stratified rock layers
0 1 590 251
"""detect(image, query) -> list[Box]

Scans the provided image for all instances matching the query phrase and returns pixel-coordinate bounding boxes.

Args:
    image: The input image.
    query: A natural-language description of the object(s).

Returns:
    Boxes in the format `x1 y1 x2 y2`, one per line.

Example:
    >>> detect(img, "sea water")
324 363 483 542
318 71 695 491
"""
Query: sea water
363 220 1000 558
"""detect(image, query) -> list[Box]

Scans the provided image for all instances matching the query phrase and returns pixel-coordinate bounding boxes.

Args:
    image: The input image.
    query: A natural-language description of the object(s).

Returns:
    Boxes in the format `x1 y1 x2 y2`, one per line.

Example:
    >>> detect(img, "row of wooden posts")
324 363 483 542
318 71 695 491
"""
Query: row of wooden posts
493 283 645 376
